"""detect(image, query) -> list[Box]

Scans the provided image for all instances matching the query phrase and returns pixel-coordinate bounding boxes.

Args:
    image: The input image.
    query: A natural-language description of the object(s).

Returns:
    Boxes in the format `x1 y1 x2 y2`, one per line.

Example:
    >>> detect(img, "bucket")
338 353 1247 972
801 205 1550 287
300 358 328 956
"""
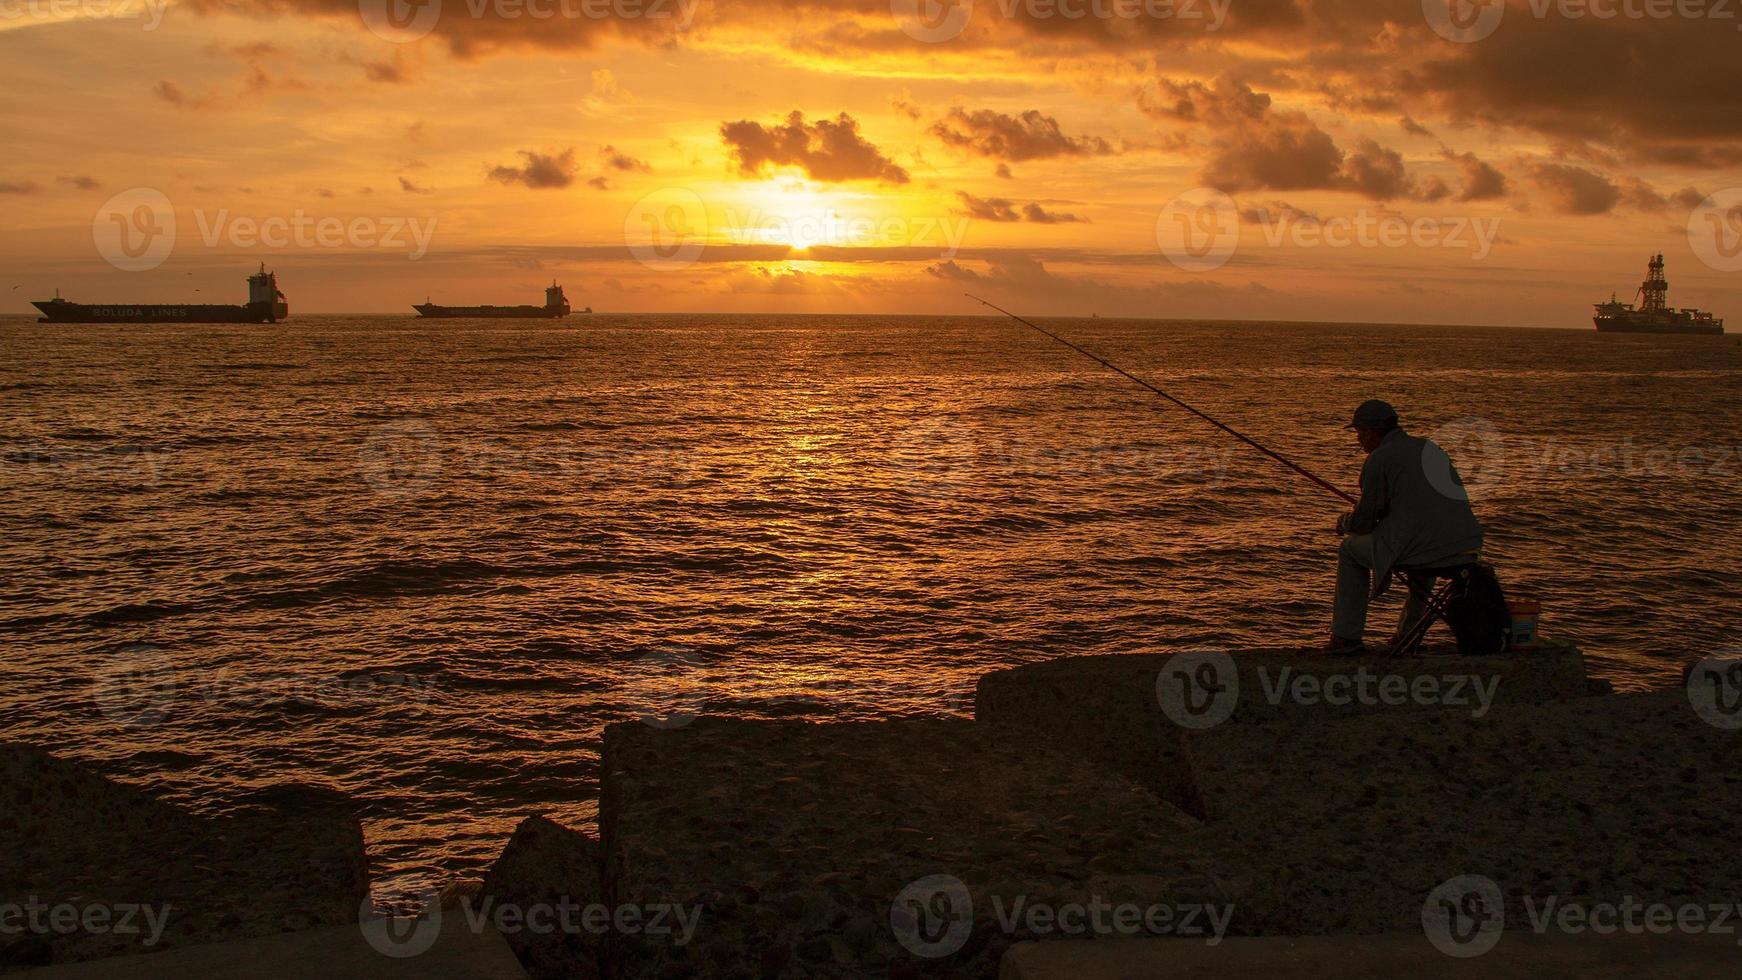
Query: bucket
1507 595 1542 652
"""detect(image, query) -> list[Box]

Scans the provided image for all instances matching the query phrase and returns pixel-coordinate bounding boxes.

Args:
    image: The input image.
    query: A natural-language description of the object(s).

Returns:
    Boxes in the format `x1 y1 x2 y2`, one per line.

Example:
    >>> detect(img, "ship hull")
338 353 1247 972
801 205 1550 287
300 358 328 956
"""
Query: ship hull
33 301 287 324
413 304 570 319
1594 316 1723 335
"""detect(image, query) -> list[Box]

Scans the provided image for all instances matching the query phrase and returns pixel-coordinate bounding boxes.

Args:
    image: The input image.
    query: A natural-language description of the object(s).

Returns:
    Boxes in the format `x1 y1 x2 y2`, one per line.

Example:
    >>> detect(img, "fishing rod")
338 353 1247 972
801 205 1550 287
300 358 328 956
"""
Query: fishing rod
967 294 1358 506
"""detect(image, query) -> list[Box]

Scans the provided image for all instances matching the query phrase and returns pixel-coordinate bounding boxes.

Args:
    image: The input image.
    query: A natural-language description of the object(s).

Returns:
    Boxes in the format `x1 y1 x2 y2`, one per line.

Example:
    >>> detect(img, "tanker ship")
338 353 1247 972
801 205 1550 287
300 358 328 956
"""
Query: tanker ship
1593 254 1724 334
32 264 288 324
413 281 587 318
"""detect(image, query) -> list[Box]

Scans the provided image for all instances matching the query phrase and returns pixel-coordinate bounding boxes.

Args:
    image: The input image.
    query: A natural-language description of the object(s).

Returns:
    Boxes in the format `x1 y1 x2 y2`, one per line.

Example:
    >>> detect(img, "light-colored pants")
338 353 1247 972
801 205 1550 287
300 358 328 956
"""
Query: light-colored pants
1333 534 1428 642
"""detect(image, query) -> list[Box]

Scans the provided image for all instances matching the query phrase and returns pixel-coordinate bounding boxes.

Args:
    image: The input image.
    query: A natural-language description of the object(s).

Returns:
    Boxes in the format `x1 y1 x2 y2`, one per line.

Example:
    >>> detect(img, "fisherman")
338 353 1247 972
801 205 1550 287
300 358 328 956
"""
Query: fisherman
1328 400 1485 654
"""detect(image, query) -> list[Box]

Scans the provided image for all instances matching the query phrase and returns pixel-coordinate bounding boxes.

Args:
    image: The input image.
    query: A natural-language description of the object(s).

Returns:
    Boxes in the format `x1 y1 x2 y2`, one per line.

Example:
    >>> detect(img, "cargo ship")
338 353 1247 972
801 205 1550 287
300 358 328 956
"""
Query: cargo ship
1593 254 1724 334
413 281 587 318
32 264 288 324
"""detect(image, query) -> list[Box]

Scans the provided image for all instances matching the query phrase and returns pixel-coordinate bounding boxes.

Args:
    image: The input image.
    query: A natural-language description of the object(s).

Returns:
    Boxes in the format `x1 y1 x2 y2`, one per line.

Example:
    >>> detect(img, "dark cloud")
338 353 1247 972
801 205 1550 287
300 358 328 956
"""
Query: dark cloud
1021 202 1082 224
955 192 1021 222
56 176 100 190
721 111 909 183
489 149 579 190
1442 149 1507 202
600 145 651 173
1340 138 1410 200
929 108 1113 162
0 182 40 195
1671 187 1707 210
587 176 611 190
1399 115 1433 138
953 192 1082 223
1526 163 1620 215
399 176 435 195
994 164 1013 179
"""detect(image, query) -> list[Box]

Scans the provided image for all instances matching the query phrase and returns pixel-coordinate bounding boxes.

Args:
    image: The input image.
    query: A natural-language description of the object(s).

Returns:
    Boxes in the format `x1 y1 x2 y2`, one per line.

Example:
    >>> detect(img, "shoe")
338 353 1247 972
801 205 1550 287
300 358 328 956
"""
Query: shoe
1324 634 1366 656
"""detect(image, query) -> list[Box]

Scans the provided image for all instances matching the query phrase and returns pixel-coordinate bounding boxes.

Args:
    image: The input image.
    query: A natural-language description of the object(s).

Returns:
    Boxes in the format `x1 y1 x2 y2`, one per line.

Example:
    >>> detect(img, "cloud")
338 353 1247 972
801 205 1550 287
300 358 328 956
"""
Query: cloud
56 176 100 190
953 192 1083 223
0 182 40 194
929 108 1113 162
489 149 579 189
720 111 909 183
600 145 651 173
1526 163 1620 215
1399 115 1433 138
1021 202 1082 224
587 176 611 190
1442 149 1507 202
994 164 1013 179
1340 138 1410 200
954 192 1021 222
399 176 435 195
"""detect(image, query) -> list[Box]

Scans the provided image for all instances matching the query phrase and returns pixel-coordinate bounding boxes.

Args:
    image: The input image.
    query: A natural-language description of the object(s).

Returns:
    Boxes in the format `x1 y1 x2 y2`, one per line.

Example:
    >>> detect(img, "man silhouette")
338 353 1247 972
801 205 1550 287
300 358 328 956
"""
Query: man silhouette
1329 400 1485 654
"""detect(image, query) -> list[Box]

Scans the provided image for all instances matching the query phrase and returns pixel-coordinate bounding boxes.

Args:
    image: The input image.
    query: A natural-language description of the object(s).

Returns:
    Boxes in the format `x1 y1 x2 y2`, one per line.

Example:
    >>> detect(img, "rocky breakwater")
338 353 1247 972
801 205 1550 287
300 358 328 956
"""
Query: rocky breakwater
0 743 369 972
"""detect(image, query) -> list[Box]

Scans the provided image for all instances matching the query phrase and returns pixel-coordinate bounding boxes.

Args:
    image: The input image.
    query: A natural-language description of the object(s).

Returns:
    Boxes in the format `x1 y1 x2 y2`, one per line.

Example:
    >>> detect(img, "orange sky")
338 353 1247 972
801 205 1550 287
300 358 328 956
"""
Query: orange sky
2 0 1740 324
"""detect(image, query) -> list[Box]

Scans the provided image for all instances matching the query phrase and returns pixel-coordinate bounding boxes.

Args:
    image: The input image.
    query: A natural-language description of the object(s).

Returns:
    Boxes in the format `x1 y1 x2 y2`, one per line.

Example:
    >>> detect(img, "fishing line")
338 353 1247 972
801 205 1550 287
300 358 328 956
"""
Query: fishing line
967 294 1358 506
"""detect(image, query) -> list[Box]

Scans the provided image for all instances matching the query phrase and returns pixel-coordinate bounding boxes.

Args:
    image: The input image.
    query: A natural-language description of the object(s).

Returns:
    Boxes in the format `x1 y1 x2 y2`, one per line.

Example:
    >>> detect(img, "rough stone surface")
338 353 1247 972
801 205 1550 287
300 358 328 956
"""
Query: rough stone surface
600 717 1232 979
974 648 1591 819
0 743 369 971
998 929 1742 980
1191 689 1742 936
481 816 603 980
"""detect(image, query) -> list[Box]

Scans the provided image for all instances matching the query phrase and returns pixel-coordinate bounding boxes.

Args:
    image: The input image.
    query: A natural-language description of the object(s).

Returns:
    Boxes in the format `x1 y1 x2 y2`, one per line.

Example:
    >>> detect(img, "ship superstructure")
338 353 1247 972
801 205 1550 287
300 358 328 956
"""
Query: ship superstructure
1594 254 1723 334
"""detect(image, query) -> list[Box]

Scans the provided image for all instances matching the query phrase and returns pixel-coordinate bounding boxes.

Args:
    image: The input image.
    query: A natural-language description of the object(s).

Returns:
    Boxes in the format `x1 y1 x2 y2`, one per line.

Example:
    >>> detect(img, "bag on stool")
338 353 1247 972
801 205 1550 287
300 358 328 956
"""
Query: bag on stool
1443 563 1510 656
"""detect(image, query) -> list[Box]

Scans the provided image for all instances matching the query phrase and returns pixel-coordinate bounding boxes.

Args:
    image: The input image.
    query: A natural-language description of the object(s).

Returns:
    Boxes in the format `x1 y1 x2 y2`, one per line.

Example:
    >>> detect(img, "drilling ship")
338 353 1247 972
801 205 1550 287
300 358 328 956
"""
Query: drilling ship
413 281 586 318
1593 254 1724 334
32 265 288 324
